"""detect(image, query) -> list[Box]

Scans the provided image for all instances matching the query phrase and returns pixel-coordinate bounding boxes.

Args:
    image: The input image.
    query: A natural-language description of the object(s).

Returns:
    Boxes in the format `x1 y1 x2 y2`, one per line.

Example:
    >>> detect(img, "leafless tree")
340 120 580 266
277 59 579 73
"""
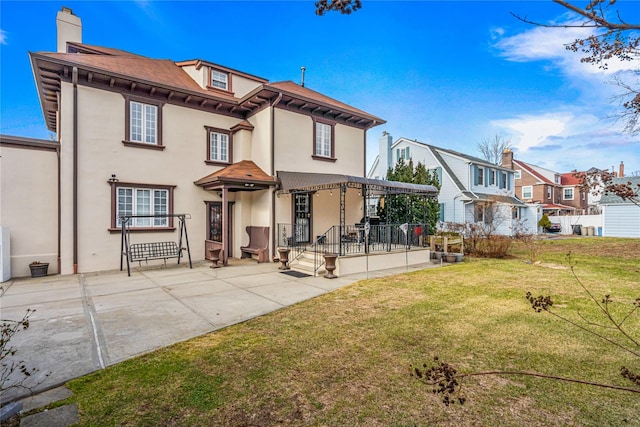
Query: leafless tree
512 0 640 135
315 0 361 16
478 134 512 165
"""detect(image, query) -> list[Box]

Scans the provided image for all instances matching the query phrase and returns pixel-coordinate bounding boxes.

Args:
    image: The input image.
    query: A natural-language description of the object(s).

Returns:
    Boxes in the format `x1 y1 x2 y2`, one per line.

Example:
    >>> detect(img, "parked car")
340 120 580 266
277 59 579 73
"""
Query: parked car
546 223 561 233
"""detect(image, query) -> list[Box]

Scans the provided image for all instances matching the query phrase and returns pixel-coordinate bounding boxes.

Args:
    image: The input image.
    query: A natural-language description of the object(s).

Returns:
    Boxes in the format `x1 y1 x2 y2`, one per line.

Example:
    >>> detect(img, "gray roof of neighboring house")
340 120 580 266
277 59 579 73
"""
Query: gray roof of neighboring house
460 191 527 206
600 176 640 204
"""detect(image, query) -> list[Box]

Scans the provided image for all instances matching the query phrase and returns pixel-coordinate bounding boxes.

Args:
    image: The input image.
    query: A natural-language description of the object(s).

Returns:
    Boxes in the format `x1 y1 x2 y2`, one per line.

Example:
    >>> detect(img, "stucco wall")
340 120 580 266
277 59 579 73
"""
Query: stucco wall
0 144 59 277
60 84 274 273
273 108 364 176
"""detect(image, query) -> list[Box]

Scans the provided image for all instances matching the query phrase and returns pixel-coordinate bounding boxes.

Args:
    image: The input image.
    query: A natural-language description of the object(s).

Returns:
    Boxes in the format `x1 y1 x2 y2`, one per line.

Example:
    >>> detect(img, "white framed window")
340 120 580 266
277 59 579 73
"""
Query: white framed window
315 122 332 158
555 175 561 184
490 169 496 186
116 187 169 228
209 131 229 162
522 186 533 199
514 170 522 179
210 69 228 90
129 101 158 144
475 167 484 186
547 187 552 199
563 188 574 200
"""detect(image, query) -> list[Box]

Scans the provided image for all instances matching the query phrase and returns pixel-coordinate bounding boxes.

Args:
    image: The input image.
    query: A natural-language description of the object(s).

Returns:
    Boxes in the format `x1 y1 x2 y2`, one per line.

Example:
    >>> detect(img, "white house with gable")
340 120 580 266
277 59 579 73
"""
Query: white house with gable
368 134 540 235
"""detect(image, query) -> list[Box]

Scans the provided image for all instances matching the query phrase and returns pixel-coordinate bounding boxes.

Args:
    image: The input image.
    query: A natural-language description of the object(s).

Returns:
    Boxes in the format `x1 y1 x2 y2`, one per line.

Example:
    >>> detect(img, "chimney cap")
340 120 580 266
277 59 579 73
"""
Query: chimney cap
61 6 74 14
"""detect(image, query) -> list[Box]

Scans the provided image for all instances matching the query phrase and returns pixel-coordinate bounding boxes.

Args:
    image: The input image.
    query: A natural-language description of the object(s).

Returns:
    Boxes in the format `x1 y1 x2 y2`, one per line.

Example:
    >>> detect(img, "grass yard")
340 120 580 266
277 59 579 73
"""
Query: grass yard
59 238 639 425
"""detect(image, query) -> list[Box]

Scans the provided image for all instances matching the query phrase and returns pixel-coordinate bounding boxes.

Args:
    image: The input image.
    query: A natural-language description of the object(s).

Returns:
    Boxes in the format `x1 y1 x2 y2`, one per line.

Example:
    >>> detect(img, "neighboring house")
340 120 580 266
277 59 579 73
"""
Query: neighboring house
2 8 410 277
600 176 640 238
368 134 538 235
501 150 588 215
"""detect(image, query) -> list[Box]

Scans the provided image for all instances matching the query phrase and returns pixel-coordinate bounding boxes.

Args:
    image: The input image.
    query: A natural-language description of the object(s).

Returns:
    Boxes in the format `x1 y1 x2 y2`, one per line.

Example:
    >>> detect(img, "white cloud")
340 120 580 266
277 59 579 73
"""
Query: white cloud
491 111 640 172
0 29 7 45
492 113 572 152
493 19 638 77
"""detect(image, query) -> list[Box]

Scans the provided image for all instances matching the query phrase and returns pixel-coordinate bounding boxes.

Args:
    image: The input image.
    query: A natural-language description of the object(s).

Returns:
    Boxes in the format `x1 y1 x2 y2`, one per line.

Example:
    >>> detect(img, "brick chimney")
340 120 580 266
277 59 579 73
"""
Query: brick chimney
56 7 82 53
619 161 624 178
501 148 513 169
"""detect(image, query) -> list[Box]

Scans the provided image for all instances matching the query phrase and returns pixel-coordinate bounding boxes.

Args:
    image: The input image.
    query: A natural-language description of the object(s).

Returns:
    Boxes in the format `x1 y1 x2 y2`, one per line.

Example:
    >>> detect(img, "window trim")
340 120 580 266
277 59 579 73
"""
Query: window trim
477 167 484 186
547 187 552 200
204 126 233 166
123 95 165 150
206 67 233 95
514 170 522 179
109 181 176 232
312 119 336 162
522 185 533 199
563 187 574 200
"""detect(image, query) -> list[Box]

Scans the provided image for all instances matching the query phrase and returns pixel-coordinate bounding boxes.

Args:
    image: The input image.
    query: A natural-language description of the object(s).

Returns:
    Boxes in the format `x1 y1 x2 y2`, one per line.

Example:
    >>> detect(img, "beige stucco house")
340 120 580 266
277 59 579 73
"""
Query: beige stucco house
1 8 437 279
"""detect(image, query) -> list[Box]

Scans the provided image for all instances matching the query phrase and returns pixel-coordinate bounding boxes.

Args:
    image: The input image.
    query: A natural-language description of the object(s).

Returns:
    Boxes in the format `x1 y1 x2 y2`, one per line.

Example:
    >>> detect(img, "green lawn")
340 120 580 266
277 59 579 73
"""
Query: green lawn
61 238 639 426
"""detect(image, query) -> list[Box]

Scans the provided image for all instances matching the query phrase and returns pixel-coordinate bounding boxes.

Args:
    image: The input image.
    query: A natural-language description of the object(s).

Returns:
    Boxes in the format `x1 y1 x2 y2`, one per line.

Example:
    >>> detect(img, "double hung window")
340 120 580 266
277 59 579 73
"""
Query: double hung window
210 132 229 162
522 186 533 199
563 188 574 200
314 122 332 158
130 102 157 144
206 127 232 165
124 96 163 149
210 70 228 90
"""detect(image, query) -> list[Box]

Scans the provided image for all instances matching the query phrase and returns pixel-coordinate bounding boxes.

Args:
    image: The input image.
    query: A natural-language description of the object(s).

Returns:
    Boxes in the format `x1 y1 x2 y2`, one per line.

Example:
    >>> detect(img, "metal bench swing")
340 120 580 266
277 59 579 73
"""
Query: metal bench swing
120 213 193 276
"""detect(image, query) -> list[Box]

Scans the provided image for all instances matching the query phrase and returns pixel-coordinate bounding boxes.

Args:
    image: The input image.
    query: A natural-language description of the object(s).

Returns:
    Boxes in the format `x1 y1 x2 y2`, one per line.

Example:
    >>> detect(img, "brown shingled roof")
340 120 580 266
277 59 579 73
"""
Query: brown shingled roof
65 42 145 57
194 160 276 189
267 81 383 123
35 52 232 99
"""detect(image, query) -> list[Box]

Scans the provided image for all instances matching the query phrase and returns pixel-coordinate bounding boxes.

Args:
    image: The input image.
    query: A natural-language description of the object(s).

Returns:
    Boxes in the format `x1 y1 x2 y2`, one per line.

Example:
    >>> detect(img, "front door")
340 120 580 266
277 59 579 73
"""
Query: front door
294 193 311 243
207 201 233 256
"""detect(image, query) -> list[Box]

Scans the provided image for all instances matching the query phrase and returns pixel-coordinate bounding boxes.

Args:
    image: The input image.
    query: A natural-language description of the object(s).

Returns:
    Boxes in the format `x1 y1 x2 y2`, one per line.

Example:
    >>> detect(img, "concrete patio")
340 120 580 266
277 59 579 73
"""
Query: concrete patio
1 257 440 405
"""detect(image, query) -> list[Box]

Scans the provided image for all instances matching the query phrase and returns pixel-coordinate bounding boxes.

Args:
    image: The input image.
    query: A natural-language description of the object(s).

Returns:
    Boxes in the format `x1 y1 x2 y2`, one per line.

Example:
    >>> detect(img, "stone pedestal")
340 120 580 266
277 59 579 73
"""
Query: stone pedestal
278 248 290 270
323 253 337 279
208 248 221 268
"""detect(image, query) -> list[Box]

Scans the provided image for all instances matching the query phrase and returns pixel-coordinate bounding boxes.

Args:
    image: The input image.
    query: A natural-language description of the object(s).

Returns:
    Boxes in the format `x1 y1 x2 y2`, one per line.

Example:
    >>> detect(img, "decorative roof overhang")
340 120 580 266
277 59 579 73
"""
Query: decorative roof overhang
277 171 439 197
30 52 282 132
194 160 277 192
30 51 385 134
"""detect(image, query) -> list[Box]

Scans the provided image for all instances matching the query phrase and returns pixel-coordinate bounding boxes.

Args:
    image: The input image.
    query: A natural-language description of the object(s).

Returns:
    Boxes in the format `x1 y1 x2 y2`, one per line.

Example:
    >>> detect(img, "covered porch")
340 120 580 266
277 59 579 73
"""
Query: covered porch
276 171 439 276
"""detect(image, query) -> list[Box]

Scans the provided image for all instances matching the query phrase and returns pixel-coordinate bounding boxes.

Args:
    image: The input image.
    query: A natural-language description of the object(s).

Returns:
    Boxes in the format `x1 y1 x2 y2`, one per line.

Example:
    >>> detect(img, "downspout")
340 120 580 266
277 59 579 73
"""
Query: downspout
56 89 62 275
72 66 78 274
270 93 283 259
57 139 61 275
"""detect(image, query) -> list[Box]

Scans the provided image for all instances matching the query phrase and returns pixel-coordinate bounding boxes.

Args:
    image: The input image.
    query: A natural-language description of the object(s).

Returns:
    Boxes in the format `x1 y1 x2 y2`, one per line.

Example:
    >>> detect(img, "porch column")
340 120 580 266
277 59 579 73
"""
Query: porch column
339 185 346 256
222 186 229 266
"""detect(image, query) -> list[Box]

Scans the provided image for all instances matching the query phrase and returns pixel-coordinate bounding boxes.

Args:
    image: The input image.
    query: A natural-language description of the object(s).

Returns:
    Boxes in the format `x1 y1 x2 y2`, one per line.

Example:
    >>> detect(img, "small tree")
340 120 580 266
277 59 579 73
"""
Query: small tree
378 158 440 234
538 213 552 231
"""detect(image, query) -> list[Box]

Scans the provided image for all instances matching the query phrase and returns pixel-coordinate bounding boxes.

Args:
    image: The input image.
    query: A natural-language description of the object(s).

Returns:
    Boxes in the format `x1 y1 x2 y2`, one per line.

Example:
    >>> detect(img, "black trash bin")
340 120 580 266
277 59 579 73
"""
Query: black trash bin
572 224 582 235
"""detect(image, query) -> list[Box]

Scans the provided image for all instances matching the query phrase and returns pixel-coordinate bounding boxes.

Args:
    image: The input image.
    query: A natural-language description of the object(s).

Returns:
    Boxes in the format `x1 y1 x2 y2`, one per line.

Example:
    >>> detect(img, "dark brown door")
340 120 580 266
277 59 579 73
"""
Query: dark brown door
294 193 311 243
207 201 233 256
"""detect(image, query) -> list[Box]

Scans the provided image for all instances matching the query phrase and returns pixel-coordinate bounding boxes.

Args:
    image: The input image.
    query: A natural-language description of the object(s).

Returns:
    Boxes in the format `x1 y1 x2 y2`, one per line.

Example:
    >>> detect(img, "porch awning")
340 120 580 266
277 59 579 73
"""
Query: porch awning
277 171 439 196
195 160 277 191
460 191 528 206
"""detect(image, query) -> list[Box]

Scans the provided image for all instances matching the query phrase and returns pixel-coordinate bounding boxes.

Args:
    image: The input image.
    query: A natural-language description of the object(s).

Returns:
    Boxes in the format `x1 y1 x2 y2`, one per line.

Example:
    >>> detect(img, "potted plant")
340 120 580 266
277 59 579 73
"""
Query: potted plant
29 261 49 277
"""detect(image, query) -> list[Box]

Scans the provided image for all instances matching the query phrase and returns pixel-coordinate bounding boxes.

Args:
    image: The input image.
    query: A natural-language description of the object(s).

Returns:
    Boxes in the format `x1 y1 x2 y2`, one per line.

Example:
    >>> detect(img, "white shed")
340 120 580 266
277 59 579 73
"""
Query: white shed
600 177 640 238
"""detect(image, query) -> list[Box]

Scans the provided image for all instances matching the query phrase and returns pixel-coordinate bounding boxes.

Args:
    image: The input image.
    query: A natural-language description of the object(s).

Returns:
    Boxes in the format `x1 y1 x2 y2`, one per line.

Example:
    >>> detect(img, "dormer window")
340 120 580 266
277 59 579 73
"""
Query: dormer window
210 69 228 91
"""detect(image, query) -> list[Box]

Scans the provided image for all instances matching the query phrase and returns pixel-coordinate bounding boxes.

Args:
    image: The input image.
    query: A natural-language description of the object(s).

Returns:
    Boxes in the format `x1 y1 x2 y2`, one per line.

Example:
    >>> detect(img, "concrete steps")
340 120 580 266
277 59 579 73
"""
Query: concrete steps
290 251 326 276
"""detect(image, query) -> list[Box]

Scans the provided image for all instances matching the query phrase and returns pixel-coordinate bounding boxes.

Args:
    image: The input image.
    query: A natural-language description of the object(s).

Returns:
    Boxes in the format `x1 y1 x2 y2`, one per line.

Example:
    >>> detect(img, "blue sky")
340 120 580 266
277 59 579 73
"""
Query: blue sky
1 0 639 175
